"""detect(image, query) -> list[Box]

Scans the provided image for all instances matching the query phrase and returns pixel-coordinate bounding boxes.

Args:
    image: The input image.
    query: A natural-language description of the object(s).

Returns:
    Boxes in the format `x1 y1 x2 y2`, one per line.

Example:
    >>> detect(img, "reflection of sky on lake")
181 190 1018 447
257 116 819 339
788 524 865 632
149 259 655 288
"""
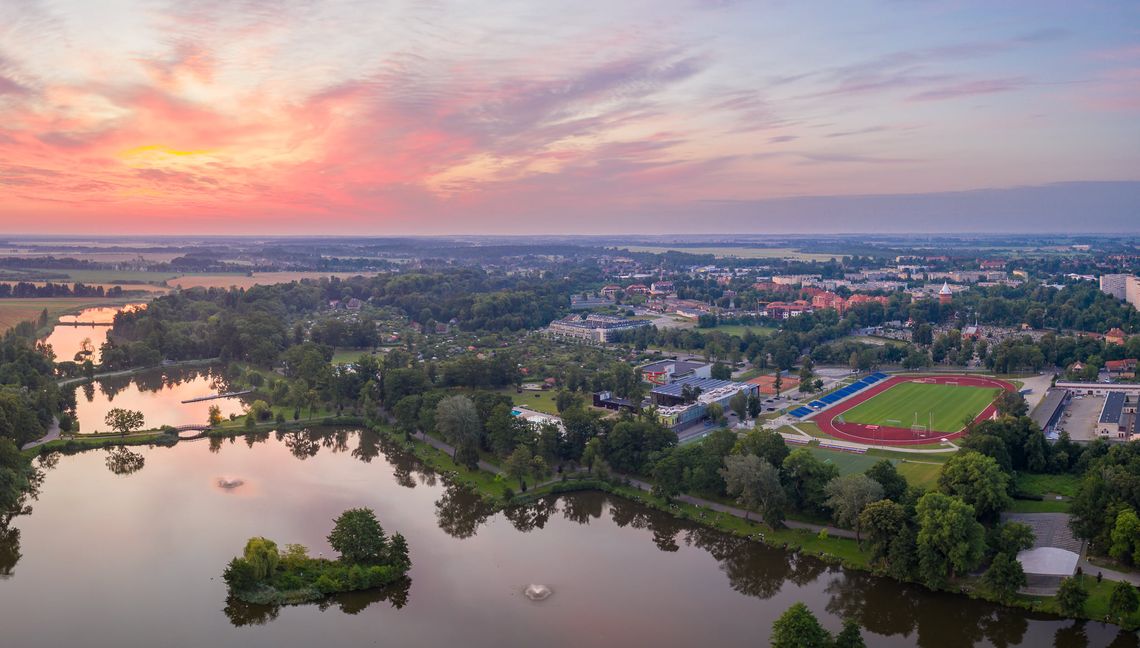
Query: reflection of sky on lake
0 430 1122 647
43 304 147 364
73 367 248 434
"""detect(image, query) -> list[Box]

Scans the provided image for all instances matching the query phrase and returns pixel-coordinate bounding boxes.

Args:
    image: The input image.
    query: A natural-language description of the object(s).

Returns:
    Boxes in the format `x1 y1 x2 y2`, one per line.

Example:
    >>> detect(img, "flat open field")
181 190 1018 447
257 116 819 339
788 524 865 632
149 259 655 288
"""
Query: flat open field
840 382 1000 434
707 324 777 337
0 298 128 332
168 271 380 290
616 246 842 262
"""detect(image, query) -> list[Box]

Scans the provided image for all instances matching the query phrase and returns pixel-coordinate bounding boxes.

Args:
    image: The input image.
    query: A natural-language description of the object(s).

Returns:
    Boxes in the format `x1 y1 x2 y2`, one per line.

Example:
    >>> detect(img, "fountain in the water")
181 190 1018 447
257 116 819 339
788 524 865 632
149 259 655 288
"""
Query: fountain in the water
523 584 552 601
216 477 245 490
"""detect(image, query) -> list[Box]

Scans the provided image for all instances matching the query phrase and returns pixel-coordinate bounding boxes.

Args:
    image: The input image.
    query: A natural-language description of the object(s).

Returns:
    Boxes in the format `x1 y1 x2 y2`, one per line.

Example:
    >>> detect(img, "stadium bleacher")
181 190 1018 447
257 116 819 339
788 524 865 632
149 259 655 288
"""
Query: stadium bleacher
792 373 893 418
819 442 867 454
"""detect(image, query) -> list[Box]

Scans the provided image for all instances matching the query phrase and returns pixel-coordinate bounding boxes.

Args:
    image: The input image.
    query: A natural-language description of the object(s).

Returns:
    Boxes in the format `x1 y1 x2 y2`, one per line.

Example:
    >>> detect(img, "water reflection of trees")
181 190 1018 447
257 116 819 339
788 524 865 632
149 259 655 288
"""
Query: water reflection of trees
823 571 1034 647
222 578 411 627
0 516 21 579
105 447 145 476
435 483 493 539
83 366 234 402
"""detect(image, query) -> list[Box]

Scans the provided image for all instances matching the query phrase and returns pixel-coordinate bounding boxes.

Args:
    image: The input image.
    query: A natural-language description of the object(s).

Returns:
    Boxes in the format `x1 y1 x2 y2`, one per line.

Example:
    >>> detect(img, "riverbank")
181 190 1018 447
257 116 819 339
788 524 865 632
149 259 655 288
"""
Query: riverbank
19 416 1137 631
366 423 1137 631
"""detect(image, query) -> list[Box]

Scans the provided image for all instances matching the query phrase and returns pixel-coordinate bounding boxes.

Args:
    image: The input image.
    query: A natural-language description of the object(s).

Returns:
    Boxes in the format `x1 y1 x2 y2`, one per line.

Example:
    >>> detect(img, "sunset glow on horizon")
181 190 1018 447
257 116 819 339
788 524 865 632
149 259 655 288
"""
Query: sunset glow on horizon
1 0 1138 234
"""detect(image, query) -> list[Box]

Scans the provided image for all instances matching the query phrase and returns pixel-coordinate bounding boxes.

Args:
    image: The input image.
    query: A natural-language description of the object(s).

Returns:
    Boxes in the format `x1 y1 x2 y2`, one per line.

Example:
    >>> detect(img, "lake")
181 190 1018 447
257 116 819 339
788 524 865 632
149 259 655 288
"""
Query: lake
43 303 147 364
72 366 251 434
0 429 1128 647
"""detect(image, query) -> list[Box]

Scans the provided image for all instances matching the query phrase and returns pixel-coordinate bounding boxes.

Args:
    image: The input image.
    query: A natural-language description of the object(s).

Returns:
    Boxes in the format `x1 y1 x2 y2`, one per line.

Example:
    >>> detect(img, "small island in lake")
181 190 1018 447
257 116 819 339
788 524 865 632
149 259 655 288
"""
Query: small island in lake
223 507 411 605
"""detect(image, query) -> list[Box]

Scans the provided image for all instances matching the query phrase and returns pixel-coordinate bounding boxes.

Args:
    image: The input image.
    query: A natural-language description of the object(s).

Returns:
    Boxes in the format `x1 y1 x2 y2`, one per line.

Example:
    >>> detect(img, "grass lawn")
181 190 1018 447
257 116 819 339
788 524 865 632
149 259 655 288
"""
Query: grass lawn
707 324 777 337
842 335 908 348
1005 498 1071 513
1014 472 1082 498
840 382 1000 433
330 348 380 364
893 461 943 490
802 445 882 474
493 386 561 415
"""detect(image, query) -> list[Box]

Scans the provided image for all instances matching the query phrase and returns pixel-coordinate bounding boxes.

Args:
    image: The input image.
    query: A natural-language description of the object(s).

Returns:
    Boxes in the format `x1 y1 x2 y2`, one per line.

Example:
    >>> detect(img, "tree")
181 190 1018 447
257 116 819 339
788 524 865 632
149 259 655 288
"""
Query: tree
994 390 1028 417
505 446 533 488
859 499 908 563
1109 508 1140 565
937 451 1011 522
328 508 388 565
435 395 481 459
729 389 748 421
773 373 783 396
993 521 1035 555
864 460 908 503
1108 581 1138 622
770 602 831 648
782 448 840 515
710 362 732 380
736 427 789 468
1055 577 1088 617
387 532 411 570
104 408 144 436
223 557 258 591
824 474 884 543
721 454 785 525
243 537 279 581
208 404 223 427
834 619 866 648
915 492 986 588
706 402 725 426
652 452 685 502
983 552 1026 602
393 395 422 441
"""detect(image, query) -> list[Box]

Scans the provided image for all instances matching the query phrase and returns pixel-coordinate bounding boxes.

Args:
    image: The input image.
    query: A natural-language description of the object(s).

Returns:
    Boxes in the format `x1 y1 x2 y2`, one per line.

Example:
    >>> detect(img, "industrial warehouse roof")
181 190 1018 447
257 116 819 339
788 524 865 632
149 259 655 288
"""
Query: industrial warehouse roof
1100 392 1126 424
1031 389 1068 429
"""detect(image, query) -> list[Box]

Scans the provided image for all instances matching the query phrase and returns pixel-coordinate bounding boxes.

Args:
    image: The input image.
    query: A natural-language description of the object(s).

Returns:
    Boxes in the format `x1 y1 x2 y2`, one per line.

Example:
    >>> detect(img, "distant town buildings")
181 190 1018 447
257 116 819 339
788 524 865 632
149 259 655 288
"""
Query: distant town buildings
1099 274 1140 310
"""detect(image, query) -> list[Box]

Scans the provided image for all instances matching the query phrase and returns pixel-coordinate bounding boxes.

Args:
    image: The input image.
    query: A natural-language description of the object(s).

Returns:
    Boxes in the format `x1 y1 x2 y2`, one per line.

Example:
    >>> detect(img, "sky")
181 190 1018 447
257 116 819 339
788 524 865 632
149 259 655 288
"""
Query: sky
0 0 1137 235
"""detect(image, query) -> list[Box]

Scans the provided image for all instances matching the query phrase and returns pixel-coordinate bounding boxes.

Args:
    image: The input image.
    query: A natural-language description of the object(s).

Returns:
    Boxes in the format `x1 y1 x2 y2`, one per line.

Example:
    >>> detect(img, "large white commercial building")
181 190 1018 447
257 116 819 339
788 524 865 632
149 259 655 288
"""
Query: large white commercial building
1099 274 1140 310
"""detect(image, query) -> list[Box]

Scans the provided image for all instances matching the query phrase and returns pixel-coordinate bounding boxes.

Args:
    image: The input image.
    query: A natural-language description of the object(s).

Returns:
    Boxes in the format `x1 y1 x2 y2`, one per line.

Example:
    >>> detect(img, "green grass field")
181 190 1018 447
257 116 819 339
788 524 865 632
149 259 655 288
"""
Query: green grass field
840 382 1000 434
493 386 562 415
707 324 777 337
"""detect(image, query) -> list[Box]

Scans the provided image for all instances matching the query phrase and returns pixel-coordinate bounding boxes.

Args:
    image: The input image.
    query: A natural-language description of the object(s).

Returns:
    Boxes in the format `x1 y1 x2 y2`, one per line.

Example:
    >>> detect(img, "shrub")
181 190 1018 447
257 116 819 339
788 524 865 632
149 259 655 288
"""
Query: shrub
223 557 258 591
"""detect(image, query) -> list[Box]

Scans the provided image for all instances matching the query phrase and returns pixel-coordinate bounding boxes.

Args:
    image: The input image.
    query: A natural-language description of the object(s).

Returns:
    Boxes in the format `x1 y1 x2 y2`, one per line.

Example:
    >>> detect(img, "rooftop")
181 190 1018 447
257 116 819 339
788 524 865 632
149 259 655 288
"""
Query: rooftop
1100 391 1126 424
1030 389 1068 429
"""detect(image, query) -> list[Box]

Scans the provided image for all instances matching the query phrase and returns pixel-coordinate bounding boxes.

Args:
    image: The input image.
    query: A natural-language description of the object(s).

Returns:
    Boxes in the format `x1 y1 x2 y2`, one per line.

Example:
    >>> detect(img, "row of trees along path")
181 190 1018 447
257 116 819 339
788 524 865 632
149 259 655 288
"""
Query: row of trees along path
413 429 855 539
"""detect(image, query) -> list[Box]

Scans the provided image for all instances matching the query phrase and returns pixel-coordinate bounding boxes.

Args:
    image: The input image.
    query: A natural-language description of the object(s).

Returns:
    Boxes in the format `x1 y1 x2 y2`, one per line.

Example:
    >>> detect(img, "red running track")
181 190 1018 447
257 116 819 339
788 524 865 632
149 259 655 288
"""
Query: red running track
808 374 1017 446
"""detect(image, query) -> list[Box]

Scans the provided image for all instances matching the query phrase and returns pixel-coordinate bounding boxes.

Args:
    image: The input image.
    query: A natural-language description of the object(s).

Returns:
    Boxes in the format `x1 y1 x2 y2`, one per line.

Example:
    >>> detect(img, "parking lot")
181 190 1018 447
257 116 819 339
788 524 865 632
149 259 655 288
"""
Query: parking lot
1055 393 1104 441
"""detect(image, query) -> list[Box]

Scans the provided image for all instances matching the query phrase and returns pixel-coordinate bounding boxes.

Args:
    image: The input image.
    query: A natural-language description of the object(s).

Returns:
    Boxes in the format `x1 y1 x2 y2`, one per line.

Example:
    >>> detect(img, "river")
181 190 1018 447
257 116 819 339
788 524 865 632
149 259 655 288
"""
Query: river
70 366 252 434
42 303 147 364
0 429 1129 647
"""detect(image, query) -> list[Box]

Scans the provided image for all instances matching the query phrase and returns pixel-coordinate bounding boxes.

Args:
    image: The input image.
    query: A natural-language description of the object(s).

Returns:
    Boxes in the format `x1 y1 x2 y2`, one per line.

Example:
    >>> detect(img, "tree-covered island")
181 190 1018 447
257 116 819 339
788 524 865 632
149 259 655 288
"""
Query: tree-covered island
223 508 410 605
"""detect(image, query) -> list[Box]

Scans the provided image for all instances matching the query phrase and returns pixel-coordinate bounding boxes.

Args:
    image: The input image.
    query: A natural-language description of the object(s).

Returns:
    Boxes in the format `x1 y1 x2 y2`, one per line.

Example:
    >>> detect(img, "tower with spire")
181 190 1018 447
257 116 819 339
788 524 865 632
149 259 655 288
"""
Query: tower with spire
938 282 952 306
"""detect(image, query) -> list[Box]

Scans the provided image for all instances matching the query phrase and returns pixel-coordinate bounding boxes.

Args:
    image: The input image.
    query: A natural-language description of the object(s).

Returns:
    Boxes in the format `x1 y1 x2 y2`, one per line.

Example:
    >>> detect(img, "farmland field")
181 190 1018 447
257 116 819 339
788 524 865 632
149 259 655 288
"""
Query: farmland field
840 381 1000 434
168 271 381 290
0 298 135 332
614 246 843 261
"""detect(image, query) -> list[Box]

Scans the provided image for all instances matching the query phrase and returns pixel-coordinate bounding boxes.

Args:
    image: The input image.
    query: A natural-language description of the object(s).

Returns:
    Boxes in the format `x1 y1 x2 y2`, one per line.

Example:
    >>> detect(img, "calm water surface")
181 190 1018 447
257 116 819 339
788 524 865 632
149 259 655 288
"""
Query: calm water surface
72 366 250 434
43 304 147 364
0 429 1132 648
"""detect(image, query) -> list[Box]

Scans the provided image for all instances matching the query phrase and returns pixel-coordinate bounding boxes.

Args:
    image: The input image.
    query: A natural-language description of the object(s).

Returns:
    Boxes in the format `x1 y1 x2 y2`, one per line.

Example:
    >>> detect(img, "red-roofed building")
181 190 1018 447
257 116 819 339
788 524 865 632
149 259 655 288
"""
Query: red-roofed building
626 284 650 295
1106 359 1137 378
1106 328 1128 345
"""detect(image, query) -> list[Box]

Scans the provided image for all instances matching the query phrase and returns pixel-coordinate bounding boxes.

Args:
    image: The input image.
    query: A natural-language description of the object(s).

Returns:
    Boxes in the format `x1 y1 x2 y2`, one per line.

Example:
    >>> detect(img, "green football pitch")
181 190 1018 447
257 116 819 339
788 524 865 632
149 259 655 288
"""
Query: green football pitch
839 382 1000 434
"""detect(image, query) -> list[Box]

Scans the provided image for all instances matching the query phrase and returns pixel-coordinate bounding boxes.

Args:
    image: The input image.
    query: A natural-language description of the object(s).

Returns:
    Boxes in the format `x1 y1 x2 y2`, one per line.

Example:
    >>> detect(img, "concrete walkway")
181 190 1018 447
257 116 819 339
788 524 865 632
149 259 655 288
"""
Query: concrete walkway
412 431 503 475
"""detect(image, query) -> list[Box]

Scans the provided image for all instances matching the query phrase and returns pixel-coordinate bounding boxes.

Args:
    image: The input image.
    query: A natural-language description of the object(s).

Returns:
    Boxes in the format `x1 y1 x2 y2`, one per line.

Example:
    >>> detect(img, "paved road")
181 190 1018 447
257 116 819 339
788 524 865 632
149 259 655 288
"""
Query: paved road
21 417 61 450
412 431 502 475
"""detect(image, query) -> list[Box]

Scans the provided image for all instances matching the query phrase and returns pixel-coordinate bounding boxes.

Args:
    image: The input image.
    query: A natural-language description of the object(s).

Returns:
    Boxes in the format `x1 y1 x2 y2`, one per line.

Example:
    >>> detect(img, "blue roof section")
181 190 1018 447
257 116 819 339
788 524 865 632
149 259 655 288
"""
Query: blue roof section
789 407 813 418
